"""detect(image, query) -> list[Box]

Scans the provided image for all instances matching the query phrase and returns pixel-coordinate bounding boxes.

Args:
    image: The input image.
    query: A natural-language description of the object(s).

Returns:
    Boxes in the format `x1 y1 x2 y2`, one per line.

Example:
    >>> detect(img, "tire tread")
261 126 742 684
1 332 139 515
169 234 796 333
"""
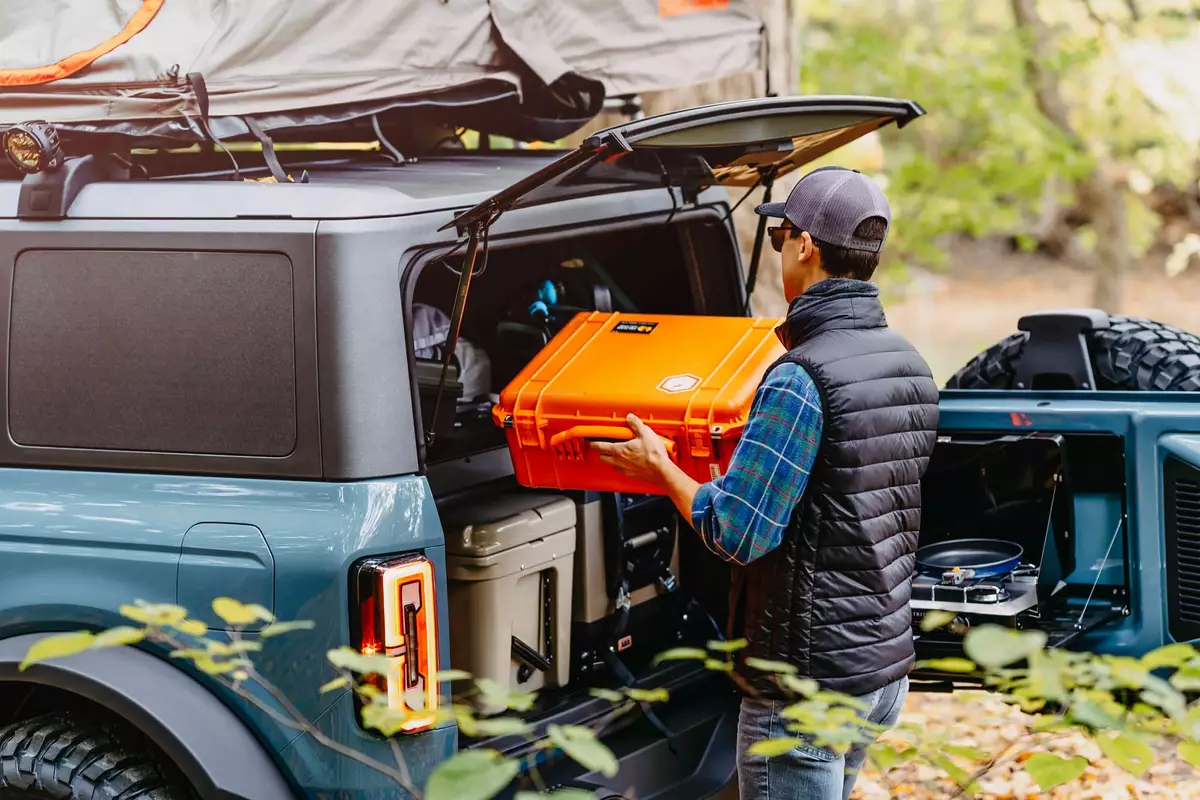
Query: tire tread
0 713 191 800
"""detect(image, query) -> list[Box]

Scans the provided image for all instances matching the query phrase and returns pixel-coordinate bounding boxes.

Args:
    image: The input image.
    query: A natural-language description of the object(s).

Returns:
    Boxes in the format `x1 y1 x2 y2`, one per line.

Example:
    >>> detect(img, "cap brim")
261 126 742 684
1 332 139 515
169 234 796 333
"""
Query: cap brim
754 201 787 218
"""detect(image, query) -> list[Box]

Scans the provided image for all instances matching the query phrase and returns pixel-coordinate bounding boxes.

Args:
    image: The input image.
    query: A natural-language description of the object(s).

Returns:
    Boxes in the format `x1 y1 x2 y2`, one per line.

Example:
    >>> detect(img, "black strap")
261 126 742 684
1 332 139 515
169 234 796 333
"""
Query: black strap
244 117 290 184
187 72 241 181
602 650 678 755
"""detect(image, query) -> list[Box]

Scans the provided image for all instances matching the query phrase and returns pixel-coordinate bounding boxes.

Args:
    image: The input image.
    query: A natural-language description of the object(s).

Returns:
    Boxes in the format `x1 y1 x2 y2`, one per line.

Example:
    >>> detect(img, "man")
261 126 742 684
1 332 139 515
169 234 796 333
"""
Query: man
591 166 940 800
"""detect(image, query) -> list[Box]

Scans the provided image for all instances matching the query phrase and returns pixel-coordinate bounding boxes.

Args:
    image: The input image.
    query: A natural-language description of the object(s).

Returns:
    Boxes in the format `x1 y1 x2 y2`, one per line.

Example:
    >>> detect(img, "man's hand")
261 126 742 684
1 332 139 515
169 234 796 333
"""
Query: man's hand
590 414 672 486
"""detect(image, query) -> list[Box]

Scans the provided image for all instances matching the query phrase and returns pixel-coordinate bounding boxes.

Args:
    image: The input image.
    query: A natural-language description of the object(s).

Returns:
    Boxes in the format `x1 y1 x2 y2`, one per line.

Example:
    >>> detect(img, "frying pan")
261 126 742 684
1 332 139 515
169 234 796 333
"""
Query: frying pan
915 538 1024 579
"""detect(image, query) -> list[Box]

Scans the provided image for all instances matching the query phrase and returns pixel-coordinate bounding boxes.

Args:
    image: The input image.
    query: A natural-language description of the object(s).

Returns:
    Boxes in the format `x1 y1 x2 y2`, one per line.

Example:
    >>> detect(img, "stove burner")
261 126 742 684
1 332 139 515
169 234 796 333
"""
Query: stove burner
964 583 1009 604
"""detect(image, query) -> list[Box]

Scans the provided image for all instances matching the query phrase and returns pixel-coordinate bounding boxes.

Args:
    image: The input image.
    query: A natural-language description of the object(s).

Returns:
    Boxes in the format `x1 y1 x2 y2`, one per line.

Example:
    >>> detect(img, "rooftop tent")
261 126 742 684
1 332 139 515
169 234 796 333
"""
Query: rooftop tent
0 0 764 146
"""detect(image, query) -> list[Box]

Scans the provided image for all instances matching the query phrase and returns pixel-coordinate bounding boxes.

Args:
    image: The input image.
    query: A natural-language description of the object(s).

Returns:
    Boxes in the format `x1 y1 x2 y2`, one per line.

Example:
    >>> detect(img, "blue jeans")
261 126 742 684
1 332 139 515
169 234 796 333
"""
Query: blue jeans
736 676 908 800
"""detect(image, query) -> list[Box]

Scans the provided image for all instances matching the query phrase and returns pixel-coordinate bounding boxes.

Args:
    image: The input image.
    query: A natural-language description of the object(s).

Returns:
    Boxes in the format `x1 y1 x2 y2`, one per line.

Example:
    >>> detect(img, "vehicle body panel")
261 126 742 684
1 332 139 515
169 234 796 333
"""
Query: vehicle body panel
0 469 454 798
936 390 1200 657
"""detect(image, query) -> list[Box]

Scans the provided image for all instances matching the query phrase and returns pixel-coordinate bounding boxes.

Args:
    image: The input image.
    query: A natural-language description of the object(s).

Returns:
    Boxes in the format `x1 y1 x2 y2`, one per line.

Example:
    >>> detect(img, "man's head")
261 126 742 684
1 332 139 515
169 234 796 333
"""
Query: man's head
755 166 891 302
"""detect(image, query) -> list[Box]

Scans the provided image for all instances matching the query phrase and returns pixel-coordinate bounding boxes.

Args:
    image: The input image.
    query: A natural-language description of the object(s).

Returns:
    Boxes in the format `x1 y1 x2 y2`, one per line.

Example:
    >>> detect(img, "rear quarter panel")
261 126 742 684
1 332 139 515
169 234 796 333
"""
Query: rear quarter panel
0 469 455 798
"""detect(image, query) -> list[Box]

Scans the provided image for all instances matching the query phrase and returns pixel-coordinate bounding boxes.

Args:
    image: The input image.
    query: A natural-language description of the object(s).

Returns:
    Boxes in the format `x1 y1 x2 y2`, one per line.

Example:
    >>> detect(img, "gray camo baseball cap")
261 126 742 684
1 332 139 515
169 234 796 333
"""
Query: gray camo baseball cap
755 166 891 253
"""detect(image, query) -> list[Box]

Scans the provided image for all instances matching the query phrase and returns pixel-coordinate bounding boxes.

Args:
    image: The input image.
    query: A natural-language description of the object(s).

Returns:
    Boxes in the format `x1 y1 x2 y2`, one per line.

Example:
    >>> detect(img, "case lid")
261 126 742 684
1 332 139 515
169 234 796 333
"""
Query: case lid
442 491 577 557
498 313 785 455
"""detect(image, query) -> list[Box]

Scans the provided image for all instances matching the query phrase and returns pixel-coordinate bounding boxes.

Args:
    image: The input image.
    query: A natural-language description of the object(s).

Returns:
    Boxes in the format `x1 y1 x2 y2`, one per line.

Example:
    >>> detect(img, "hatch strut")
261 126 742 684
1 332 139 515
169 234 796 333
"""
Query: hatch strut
425 219 488 447
743 168 777 314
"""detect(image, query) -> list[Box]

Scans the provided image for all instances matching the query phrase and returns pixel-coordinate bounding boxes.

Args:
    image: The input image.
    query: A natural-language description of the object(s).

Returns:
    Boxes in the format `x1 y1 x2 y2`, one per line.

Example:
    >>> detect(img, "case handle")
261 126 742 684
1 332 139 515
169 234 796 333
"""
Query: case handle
549 425 678 460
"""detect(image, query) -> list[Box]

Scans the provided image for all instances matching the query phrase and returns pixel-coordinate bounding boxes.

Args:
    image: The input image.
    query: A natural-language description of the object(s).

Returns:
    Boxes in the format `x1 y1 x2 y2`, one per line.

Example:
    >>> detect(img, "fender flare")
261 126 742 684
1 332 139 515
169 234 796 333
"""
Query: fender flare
0 633 295 800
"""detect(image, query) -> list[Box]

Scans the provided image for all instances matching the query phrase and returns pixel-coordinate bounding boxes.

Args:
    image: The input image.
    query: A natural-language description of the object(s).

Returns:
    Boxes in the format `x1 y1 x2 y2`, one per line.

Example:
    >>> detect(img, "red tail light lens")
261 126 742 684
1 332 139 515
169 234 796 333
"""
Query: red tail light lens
354 555 439 732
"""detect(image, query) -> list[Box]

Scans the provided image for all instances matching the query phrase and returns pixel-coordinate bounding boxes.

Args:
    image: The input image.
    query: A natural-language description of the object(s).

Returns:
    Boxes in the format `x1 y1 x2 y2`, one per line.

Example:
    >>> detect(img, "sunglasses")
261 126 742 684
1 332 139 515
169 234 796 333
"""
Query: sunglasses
768 225 800 253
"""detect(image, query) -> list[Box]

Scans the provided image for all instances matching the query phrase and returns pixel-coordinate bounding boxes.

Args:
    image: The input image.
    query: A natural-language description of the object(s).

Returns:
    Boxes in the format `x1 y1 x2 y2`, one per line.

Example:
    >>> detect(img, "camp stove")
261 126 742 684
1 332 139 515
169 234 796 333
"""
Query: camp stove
912 563 1040 620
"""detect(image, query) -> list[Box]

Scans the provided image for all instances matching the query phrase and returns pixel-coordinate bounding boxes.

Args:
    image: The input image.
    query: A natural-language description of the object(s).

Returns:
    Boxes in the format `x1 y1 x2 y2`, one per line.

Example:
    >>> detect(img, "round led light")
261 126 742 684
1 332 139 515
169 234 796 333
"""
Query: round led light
3 122 62 174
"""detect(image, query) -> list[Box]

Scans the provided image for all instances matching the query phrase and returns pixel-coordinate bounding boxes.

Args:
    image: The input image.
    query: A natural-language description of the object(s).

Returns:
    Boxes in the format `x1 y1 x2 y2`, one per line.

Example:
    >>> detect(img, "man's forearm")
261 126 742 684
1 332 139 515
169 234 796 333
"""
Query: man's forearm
656 461 701 527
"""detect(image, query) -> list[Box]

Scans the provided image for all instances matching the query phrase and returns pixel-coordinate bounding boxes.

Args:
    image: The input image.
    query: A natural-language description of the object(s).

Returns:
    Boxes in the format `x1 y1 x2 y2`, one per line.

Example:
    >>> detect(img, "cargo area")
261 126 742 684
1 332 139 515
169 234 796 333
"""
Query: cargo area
912 431 1131 689
410 216 745 783
405 218 1133 795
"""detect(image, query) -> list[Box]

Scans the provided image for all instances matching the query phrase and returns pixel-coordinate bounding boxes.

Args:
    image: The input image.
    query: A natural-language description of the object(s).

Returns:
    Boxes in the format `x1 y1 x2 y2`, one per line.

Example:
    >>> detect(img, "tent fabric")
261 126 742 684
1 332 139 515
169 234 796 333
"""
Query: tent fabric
0 0 762 141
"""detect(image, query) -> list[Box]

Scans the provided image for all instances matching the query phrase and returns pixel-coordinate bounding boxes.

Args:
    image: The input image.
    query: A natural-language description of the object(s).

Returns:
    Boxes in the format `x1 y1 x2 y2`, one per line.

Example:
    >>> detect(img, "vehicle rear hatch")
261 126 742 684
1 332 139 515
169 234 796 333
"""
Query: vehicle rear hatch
422 95 926 445
442 94 926 234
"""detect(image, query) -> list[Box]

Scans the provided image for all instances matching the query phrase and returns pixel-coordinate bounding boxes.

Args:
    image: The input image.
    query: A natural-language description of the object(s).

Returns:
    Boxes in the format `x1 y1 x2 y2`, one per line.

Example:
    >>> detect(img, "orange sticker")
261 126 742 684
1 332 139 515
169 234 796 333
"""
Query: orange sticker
659 0 730 18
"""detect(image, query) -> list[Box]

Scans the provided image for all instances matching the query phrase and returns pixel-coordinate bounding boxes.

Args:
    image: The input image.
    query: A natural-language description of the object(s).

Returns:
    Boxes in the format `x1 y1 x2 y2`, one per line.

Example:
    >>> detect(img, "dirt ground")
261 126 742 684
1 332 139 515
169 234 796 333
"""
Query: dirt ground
878 238 1200 386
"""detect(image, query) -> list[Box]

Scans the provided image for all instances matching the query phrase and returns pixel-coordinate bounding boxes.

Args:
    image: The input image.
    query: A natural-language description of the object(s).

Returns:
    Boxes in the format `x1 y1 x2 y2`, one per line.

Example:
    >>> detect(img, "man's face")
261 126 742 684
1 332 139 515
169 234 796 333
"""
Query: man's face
772 222 822 302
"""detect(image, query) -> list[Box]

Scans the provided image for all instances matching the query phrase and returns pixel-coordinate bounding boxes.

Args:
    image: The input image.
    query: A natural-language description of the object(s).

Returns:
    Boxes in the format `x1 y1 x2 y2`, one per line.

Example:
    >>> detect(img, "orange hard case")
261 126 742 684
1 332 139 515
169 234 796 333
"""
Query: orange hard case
493 312 786 495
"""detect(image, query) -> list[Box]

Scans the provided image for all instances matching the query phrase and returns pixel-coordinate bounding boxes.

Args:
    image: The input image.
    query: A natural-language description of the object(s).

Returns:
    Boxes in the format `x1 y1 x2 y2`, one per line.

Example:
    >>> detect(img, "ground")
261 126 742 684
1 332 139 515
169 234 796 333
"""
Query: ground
882 239 1200 386
850 691 1200 799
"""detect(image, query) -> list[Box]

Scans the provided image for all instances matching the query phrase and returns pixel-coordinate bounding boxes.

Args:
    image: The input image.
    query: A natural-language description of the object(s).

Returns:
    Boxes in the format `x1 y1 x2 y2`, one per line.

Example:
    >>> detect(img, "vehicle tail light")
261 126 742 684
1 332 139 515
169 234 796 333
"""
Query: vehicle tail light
354 555 439 732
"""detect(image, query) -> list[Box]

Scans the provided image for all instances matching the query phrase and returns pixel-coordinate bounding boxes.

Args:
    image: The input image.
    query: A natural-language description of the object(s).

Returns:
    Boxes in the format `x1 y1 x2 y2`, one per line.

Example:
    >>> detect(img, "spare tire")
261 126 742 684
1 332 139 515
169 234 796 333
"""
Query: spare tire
946 315 1200 392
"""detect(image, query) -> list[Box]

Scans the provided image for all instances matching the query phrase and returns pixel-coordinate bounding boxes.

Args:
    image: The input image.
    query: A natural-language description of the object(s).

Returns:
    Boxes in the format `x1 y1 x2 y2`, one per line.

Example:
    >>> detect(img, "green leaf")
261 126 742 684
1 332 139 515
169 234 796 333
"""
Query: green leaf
943 744 988 762
476 678 536 713
778 675 819 697
588 688 625 703
1171 666 1200 692
963 625 1047 671
204 639 262 656
1178 740 1200 770
173 619 208 637
20 631 96 670
473 717 533 737
546 724 619 778
192 654 249 675
326 646 392 676
915 657 976 673
1097 732 1155 778
260 620 315 638
626 688 669 704
652 647 707 665
362 701 419 738
212 598 274 627
919 610 959 632
704 658 734 672
747 737 802 757
744 657 798 675
435 669 473 683
320 676 351 694
120 601 187 627
707 638 748 653
93 626 145 649
867 742 916 771
931 753 979 794
1070 697 1124 731
426 749 520 800
1024 752 1089 790
1141 642 1197 670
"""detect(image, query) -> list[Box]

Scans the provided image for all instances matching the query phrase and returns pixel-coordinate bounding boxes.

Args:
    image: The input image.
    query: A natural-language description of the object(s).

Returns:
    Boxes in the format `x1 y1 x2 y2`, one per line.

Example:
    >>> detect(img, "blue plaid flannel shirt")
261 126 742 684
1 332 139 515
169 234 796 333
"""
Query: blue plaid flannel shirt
690 362 823 565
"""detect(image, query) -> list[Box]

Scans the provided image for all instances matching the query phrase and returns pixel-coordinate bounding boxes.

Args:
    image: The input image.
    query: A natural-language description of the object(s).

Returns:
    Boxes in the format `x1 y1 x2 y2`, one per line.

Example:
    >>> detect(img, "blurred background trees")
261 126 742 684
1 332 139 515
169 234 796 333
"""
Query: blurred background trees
567 0 1200 380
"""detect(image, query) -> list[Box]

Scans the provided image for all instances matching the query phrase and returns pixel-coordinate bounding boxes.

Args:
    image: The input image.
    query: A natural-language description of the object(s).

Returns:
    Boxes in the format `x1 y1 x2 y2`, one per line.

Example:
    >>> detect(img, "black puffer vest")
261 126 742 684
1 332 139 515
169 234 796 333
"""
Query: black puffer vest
731 278 940 699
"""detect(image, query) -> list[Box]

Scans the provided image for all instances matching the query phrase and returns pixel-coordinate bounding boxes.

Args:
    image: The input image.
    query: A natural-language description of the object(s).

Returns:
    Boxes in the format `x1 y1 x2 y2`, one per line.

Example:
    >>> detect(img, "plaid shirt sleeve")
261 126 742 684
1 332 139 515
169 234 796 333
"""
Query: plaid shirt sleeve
689 362 823 565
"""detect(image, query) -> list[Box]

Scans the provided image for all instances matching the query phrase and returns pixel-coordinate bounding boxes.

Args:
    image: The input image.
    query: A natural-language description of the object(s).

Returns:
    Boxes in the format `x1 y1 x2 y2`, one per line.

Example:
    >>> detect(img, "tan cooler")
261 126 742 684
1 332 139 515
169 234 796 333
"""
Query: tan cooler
442 492 576 694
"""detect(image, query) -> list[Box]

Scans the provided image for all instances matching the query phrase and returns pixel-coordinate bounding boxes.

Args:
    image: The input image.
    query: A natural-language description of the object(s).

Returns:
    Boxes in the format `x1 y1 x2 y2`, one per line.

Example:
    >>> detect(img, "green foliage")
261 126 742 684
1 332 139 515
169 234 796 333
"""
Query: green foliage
546 724 620 778
426 750 520 800
797 0 1198 276
22 599 1200 799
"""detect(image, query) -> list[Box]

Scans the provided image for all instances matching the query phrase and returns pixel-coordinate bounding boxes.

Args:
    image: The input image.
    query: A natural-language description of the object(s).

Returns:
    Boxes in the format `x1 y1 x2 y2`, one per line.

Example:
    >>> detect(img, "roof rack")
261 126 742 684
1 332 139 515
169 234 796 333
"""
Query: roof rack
16 154 130 220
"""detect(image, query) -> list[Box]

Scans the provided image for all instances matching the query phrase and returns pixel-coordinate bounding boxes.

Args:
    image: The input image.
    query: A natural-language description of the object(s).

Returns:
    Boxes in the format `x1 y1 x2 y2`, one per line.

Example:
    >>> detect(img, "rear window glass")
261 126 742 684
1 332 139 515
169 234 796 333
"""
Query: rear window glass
8 250 297 456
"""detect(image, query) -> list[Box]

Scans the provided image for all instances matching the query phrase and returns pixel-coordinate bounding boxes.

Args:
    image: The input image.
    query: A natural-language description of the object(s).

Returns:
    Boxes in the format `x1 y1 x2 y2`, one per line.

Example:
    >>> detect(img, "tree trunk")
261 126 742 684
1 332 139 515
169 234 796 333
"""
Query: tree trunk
1011 0 1130 312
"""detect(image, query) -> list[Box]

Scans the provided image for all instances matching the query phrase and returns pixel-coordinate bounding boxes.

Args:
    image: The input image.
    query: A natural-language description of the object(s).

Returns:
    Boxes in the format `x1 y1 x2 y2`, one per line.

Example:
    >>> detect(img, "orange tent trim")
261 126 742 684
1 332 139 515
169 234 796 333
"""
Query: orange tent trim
0 0 165 88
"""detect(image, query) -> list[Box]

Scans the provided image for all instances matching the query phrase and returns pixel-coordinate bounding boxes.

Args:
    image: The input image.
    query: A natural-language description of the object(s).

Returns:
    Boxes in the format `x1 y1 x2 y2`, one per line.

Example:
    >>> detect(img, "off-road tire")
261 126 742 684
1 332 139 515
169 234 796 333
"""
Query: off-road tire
0 712 192 799
946 315 1200 392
